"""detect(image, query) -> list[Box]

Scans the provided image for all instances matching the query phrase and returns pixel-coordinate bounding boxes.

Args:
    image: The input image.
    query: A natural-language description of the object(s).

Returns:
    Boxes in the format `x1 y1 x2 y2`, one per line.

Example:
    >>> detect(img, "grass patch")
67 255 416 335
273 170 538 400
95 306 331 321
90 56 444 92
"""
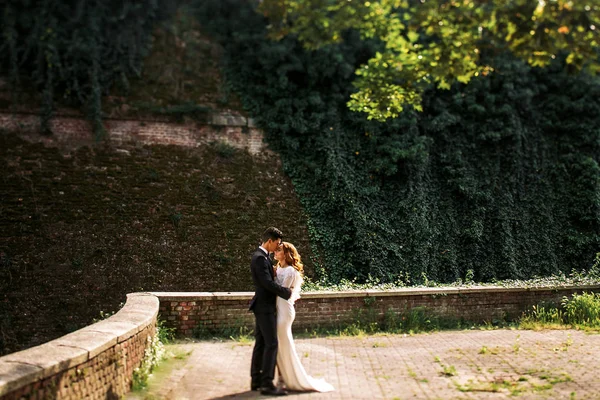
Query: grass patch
478 345 500 355
455 371 573 396
128 344 193 399
434 357 458 377
132 324 169 391
519 293 600 330
297 305 480 338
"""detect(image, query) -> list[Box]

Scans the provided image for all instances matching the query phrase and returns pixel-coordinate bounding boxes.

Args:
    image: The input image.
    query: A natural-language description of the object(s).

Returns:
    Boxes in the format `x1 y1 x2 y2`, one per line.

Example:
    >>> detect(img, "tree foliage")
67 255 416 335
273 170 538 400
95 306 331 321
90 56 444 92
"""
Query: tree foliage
0 0 175 137
195 0 599 284
259 0 600 120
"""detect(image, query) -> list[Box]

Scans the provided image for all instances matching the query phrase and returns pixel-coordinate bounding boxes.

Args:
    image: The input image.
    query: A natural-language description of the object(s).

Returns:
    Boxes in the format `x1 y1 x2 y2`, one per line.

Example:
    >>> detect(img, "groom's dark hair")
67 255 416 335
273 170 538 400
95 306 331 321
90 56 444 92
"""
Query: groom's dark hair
262 227 283 243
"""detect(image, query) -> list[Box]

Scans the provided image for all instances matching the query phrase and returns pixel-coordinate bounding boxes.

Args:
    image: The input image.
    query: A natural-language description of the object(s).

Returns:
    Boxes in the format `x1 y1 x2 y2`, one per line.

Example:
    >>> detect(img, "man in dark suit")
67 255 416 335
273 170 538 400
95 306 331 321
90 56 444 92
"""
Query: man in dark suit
249 227 292 396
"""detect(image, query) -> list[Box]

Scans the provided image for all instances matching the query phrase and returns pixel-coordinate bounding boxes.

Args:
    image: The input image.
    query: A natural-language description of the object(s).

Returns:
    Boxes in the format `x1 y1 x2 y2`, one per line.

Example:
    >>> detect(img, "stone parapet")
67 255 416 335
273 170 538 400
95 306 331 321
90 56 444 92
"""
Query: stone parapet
0 293 159 400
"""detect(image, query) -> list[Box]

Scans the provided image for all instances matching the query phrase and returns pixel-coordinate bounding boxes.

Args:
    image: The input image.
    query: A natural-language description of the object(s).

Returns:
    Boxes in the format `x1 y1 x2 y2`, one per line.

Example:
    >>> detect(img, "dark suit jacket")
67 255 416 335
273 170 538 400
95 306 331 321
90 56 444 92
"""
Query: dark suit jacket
249 248 292 313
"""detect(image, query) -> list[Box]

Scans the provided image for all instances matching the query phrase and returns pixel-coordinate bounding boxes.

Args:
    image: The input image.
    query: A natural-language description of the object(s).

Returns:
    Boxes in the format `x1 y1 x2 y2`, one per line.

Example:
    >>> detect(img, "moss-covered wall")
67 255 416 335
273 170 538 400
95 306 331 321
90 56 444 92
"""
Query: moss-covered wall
0 132 315 356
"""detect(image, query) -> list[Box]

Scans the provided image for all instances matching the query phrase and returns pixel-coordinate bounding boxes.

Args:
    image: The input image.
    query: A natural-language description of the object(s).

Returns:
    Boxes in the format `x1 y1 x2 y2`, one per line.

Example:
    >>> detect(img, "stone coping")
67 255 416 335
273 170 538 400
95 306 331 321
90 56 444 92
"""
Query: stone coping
0 292 159 397
151 284 600 301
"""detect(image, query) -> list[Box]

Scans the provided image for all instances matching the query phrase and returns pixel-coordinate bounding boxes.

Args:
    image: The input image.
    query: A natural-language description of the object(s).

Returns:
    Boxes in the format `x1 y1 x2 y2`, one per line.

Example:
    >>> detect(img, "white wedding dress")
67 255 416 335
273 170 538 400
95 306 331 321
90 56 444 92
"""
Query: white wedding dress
275 266 335 392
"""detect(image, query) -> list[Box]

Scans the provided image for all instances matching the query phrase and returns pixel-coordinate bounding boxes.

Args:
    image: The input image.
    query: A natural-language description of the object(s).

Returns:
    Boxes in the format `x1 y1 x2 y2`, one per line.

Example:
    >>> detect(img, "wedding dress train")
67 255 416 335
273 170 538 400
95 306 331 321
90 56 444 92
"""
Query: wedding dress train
275 266 335 392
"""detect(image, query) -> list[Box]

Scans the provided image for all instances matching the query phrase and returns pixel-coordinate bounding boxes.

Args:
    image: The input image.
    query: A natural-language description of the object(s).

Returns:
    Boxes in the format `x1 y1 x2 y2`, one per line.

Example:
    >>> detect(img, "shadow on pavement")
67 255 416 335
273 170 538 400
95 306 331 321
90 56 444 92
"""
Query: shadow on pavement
208 390 313 399
207 391 260 399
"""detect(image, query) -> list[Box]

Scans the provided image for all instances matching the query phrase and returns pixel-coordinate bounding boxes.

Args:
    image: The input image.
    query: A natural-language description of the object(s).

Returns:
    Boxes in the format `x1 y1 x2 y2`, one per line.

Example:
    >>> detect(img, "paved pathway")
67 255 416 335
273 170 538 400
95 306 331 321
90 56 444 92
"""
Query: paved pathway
130 329 600 399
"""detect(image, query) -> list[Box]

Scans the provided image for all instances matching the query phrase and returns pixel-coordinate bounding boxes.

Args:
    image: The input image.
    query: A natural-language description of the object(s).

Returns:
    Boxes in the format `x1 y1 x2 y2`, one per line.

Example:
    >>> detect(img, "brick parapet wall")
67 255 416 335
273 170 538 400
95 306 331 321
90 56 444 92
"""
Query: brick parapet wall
153 285 600 336
0 293 158 400
0 111 265 154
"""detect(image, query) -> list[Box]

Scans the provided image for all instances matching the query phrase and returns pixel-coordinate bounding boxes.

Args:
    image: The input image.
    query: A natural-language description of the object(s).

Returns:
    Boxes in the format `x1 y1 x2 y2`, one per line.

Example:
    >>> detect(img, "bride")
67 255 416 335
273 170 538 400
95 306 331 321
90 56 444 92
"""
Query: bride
273 242 335 393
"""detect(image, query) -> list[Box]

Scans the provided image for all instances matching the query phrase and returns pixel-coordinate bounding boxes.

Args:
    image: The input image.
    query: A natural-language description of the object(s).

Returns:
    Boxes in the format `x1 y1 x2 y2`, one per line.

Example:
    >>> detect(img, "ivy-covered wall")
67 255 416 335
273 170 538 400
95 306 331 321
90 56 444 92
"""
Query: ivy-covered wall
0 0 176 136
194 0 600 284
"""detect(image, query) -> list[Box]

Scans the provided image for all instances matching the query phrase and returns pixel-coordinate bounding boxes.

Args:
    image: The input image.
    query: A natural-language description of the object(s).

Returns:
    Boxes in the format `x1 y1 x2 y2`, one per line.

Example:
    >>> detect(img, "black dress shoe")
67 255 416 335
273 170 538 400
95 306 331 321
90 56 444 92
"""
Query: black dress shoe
260 386 288 396
251 382 260 391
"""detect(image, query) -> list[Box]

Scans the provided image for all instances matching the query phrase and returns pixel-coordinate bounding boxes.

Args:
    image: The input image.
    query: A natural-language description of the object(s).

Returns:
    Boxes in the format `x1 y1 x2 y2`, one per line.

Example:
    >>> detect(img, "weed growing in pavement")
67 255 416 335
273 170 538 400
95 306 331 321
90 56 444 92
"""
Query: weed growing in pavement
513 334 521 354
554 334 574 352
455 371 573 396
433 356 457 376
442 364 457 376
130 345 192 395
157 317 176 344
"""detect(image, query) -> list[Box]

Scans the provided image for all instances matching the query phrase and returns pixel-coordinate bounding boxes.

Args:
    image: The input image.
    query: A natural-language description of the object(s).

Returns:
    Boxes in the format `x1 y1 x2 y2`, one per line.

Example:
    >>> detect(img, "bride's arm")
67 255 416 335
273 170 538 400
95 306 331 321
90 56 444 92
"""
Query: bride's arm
281 270 302 303
280 268 295 288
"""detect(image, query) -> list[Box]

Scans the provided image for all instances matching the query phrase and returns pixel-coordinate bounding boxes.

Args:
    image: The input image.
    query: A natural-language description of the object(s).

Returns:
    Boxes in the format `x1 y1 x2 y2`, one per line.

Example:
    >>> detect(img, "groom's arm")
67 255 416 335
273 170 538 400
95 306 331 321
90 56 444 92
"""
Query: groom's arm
254 257 292 300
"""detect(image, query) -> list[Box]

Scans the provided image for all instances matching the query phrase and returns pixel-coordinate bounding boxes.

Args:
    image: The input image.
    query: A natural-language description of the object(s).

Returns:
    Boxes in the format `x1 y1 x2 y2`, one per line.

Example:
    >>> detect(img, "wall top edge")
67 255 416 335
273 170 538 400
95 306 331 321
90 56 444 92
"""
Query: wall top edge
150 284 600 300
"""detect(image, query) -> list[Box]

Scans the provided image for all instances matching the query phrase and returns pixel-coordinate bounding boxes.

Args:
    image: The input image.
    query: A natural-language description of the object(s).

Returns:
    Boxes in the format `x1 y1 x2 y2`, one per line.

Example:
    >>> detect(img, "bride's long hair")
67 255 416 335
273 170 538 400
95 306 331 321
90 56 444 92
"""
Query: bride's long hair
277 242 304 277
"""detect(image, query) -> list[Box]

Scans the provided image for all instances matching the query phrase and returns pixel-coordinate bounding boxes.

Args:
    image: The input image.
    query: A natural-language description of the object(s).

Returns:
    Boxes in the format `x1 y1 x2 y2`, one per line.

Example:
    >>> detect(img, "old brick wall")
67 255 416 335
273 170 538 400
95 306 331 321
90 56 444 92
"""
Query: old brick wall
0 112 265 154
158 293 255 336
154 285 600 336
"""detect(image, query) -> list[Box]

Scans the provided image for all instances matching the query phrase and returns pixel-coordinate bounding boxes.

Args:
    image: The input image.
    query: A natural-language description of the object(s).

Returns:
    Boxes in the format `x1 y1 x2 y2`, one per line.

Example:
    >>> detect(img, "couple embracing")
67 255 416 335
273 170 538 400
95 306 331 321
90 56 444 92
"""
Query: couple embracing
249 227 335 396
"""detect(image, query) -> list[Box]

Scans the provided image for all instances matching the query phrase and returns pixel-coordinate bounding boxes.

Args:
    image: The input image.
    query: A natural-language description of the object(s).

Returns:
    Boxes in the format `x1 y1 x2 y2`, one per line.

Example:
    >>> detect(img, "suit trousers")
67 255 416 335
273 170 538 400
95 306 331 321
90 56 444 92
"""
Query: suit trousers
250 311 278 387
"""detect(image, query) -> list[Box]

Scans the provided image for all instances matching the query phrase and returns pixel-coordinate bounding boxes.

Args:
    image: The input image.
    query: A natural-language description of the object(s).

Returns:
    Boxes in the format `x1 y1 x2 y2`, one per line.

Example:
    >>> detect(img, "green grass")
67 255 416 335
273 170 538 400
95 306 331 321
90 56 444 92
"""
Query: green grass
128 344 192 399
455 371 573 396
519 293 600 331
294 306 478 339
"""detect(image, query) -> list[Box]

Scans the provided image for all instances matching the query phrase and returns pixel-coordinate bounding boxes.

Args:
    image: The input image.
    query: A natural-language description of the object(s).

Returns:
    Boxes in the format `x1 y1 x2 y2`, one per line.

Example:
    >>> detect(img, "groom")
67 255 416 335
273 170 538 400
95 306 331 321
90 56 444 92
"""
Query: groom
249 227 292 396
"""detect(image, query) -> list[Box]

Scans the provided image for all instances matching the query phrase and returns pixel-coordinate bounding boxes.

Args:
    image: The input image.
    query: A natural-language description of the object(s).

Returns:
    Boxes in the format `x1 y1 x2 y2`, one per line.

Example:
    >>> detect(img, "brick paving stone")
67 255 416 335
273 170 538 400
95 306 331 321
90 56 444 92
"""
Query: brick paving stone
130 329 600 400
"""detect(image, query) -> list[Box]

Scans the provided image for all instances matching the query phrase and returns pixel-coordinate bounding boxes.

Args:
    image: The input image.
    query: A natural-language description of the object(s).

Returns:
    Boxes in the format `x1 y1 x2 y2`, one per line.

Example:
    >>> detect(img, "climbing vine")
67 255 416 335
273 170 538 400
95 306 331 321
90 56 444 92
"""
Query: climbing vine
194 0 600 284
0 0 174 138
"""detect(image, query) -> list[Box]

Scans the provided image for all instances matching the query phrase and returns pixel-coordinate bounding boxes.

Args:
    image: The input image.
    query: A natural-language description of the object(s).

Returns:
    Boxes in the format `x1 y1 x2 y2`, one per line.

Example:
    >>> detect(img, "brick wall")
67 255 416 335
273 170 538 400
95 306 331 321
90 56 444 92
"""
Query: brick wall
154 285 600 335
0 293 158 400
0 112 265 154
157 293 255 336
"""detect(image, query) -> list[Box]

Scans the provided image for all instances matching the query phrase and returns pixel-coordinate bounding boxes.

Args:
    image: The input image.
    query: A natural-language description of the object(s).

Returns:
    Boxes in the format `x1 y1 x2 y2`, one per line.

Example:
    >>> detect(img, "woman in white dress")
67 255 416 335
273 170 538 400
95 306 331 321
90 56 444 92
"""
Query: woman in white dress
273 242 335 393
